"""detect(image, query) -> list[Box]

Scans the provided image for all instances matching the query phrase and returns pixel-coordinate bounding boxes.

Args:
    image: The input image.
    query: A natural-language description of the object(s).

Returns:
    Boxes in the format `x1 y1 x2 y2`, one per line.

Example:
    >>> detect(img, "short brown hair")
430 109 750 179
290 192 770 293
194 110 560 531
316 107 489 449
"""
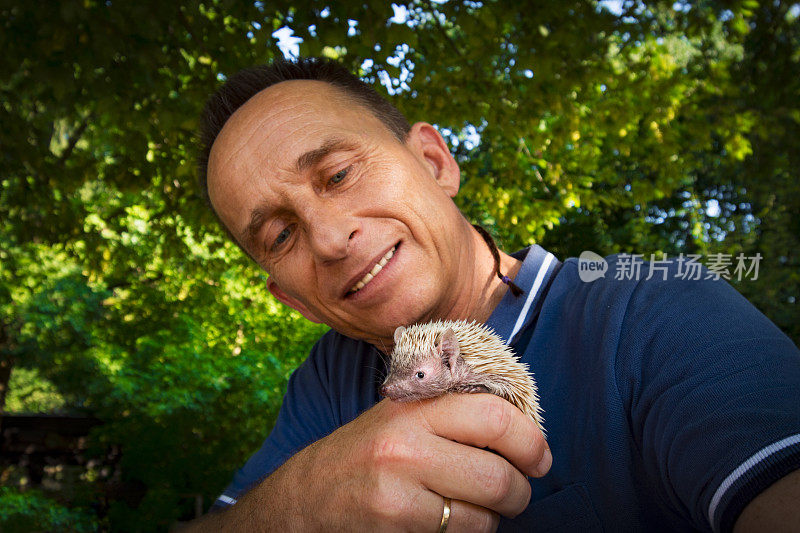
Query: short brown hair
198 58 411 211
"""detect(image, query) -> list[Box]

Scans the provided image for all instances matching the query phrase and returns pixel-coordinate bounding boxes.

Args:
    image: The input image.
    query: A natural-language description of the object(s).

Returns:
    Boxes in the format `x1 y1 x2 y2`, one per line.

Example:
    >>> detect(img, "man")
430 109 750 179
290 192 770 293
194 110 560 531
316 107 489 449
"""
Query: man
190 58 800 531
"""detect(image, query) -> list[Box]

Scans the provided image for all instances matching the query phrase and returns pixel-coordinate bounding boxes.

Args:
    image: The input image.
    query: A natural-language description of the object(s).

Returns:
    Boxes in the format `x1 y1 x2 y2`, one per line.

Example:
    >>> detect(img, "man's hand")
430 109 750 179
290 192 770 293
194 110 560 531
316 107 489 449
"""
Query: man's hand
189 393 550 532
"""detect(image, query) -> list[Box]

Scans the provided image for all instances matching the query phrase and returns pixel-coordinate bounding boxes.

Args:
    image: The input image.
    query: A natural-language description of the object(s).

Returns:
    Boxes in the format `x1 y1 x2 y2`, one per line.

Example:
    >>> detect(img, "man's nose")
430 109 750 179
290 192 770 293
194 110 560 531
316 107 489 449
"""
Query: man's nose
306 210 358 262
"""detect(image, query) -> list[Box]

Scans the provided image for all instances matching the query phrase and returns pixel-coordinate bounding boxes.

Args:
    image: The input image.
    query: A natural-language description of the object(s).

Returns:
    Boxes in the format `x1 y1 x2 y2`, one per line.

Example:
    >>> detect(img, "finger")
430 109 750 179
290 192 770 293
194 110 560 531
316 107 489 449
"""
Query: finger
419 393 550 477
414 490 499 533
418 437 531 517
449 500 499 533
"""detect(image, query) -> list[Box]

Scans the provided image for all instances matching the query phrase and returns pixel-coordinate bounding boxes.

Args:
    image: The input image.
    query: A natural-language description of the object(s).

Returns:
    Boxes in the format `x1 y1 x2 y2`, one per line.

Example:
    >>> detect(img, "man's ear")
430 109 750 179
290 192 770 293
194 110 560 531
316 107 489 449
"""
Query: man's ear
267 279 324 324
407 122 461 198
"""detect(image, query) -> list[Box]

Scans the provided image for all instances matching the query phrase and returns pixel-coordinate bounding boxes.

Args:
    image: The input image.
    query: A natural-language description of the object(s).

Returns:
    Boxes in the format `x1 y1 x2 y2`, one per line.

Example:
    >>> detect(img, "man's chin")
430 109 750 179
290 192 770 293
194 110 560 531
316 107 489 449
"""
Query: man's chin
325 299 440 342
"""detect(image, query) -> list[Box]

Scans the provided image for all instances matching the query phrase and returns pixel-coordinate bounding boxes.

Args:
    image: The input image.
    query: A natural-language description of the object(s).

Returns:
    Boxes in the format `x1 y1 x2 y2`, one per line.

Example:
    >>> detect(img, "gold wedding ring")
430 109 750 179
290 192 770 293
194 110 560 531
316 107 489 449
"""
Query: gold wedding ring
438 496 451 533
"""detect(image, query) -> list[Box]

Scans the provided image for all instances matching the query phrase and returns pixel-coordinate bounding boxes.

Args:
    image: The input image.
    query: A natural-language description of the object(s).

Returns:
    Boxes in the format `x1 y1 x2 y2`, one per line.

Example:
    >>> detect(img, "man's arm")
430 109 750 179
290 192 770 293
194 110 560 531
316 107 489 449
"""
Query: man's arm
185 394 550 531
734 469 800 532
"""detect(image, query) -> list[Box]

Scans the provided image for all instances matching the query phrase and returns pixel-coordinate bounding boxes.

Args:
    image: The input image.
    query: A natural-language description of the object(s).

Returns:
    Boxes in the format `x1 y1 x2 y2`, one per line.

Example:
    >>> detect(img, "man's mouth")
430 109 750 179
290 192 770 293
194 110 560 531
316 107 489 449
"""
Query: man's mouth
348 245 396 294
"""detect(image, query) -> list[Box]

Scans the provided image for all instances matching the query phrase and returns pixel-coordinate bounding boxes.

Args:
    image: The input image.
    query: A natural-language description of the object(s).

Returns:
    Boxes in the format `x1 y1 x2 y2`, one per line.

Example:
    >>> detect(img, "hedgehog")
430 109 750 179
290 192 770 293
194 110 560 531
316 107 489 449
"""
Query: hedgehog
379 319 544 432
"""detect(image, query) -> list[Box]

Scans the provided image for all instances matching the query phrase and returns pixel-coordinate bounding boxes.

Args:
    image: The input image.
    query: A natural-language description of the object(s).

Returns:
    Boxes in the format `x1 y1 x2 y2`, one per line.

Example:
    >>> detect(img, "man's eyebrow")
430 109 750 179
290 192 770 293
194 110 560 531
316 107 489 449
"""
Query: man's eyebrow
295 136 357 173
240 202 271 254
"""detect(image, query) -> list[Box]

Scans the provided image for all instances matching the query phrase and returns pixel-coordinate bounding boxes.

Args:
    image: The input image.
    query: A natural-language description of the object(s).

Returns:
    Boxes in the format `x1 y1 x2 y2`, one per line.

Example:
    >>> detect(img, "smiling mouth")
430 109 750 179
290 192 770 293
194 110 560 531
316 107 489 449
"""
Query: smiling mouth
348 245 396 294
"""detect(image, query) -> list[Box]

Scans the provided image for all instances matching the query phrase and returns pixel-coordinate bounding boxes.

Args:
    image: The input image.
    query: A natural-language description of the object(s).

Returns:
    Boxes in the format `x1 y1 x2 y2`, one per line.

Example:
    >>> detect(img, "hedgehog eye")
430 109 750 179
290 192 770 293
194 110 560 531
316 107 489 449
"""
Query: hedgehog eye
416 371 425 379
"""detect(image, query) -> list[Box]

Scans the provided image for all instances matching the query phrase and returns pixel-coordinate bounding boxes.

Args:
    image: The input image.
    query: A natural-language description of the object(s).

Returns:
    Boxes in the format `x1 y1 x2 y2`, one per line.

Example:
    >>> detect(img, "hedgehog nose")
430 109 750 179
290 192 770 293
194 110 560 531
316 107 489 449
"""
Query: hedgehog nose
379 385 388 397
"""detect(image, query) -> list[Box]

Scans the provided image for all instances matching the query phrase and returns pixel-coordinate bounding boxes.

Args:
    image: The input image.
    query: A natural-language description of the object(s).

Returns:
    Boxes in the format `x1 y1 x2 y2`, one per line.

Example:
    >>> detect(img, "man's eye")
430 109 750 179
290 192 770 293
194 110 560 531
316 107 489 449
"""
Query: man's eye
274 226 292 246
330 167 349 184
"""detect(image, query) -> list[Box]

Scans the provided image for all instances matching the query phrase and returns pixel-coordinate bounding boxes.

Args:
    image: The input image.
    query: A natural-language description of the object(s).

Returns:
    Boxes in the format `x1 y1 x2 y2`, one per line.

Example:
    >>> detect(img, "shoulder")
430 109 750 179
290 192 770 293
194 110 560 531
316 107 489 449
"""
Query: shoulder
550 252 791 350
611 254 795 367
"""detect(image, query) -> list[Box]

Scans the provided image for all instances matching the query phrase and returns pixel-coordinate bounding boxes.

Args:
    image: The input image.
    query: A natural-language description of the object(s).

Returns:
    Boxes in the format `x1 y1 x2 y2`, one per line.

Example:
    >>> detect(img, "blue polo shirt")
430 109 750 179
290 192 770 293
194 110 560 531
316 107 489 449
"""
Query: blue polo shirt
214 246 800 532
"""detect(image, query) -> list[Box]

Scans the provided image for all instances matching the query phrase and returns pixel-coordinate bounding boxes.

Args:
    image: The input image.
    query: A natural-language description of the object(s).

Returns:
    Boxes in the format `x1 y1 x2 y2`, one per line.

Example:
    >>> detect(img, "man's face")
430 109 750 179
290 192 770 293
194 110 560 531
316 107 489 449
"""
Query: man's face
207 80 466 344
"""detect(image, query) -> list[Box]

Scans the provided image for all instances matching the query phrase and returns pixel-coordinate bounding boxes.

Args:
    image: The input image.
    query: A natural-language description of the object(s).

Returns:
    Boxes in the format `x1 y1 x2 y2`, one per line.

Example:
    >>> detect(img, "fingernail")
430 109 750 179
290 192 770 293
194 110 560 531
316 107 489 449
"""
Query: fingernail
533 448 552 477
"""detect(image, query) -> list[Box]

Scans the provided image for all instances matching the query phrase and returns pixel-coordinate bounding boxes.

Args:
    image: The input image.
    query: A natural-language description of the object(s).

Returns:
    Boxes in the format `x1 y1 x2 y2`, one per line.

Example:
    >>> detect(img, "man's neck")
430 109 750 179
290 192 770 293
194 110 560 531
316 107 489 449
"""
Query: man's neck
368 222 523 353
416 222 522 332
452 225 523 325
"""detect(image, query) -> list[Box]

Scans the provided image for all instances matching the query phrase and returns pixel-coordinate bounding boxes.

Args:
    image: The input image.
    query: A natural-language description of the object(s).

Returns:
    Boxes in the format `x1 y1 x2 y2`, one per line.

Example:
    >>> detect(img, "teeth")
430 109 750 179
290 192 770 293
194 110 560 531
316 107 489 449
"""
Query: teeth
350 246 395 294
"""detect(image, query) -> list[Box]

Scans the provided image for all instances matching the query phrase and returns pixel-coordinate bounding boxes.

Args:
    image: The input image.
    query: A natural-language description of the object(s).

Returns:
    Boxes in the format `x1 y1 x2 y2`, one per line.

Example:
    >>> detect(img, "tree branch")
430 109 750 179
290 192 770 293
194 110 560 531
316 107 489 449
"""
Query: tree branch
58 116 92 166
421 0 463 58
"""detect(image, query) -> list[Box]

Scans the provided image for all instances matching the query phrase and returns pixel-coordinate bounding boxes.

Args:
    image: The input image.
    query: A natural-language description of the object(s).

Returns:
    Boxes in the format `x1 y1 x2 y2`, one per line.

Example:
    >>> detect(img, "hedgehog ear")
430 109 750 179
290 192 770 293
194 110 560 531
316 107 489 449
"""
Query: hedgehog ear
393 326 406 347
435 328 460 368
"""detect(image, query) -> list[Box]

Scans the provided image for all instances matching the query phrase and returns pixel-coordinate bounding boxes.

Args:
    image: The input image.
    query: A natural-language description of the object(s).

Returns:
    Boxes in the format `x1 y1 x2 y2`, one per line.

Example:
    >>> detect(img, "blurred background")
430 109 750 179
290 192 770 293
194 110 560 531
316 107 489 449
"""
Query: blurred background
1 0 798 530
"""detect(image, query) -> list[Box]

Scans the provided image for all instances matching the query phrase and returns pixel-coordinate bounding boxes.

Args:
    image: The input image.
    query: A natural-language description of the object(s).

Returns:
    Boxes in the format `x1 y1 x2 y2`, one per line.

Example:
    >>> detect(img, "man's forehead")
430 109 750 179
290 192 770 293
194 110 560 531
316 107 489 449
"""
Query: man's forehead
207 81 354 204
236 79 352 122
211 80 350 158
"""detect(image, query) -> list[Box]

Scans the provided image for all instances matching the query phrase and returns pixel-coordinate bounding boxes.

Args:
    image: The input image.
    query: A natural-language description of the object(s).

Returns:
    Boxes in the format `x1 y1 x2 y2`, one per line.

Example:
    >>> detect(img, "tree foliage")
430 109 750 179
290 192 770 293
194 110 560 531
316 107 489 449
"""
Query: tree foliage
1 0 798 528
0 487 99 533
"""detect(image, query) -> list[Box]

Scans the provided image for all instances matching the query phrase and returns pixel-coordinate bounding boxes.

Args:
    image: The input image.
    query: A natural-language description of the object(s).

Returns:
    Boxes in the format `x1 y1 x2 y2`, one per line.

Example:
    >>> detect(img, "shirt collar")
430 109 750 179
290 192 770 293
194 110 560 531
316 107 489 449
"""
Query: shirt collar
486 245 561 344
